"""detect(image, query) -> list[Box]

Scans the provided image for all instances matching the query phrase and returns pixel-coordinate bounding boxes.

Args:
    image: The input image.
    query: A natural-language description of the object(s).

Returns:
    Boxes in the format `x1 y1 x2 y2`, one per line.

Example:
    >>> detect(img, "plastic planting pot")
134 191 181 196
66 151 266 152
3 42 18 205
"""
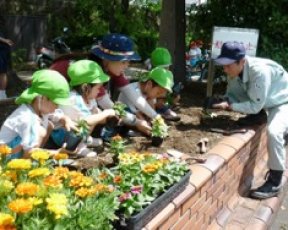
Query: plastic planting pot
151 136 164 147
64 132 82 151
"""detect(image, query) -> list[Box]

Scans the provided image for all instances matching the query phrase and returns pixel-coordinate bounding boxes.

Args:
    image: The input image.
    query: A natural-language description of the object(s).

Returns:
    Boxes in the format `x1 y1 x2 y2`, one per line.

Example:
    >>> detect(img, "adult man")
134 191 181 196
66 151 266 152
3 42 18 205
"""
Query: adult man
213 41 288 199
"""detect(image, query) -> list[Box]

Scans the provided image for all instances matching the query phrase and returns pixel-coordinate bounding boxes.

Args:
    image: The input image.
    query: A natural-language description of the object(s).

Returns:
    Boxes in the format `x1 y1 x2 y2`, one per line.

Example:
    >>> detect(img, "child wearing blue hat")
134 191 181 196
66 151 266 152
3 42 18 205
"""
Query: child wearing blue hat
90 33 153 136
0 70 72 160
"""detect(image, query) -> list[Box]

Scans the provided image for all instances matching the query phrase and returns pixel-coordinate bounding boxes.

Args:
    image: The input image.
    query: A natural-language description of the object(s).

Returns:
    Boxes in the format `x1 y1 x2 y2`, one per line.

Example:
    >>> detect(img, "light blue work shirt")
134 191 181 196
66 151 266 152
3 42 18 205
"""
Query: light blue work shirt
226 56 288 114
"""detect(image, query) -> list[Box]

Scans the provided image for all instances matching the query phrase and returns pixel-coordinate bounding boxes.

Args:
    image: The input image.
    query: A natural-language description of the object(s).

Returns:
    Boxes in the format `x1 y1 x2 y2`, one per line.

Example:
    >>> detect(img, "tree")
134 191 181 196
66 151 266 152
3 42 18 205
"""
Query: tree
159 0 186 83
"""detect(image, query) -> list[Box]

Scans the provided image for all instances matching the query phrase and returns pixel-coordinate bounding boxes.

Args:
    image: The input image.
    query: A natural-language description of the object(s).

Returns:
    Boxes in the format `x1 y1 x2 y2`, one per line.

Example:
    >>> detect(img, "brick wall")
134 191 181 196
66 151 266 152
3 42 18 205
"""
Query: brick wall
142 124 268 230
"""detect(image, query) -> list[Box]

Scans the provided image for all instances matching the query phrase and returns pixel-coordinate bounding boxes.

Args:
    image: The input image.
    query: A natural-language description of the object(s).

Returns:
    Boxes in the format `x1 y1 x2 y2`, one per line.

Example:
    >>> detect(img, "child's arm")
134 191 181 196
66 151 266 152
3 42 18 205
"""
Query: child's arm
120 84 158 119
84 109 116 127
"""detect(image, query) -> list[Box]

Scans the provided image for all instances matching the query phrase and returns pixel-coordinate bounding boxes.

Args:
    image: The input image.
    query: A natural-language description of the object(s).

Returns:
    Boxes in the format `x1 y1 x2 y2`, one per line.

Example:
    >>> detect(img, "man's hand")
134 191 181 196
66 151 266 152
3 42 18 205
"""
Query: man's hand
212 101 232 110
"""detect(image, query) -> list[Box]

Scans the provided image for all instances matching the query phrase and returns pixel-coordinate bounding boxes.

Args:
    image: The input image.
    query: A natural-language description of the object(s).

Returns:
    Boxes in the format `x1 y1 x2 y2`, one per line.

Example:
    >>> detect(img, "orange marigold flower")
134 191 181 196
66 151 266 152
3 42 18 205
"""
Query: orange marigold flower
8 199 33 214
53 153 68 161
98 172 108 180
53 167 70 179
0 145 12 155
0 225 16 230
3 170 17 182
90 184 109 194
69 175 93 188
75 187 91 198
16 182 39 196
111 134 122 141
43 175 62 188
142 163 159 173
113 175 122 184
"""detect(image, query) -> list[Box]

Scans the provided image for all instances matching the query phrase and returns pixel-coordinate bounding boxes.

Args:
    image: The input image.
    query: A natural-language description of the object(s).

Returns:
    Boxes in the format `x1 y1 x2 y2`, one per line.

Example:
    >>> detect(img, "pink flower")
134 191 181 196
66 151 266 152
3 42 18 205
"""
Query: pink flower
131 185 143 195
118 192 132 203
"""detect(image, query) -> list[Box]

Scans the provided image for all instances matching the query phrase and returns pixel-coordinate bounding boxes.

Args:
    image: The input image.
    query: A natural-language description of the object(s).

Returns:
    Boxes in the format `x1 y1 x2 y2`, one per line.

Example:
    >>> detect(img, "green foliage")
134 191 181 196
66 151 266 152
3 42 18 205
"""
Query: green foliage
188 0 288 68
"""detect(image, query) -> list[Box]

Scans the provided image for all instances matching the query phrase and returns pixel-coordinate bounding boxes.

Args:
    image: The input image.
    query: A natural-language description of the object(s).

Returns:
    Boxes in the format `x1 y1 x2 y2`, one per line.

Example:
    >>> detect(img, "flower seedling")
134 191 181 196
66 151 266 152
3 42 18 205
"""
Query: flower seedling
151 115 168 138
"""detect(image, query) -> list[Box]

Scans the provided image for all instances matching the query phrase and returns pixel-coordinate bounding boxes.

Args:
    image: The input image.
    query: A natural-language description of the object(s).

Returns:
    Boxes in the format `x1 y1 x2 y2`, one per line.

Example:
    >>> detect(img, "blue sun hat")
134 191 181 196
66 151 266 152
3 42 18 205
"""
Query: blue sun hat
91 33 141 61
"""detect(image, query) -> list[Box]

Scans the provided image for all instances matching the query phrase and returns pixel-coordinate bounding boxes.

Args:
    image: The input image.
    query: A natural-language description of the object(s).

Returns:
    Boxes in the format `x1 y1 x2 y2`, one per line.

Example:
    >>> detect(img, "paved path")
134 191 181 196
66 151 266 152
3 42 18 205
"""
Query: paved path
270 188 288 229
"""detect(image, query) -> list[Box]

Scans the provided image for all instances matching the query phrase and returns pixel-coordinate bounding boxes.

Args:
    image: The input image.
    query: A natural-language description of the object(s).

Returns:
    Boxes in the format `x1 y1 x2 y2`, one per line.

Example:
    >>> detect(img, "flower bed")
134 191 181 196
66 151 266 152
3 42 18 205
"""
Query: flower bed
0 143 190 230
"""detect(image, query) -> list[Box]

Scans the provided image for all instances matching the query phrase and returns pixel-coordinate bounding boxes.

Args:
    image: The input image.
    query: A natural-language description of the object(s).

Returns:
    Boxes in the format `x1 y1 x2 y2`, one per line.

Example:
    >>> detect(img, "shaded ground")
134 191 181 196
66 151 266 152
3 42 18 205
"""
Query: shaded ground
0 71 245 162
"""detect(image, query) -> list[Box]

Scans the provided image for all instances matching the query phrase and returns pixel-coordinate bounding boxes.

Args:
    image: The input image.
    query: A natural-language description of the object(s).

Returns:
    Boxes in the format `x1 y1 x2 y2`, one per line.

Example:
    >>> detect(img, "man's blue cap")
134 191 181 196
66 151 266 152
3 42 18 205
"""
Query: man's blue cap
214 41 246 65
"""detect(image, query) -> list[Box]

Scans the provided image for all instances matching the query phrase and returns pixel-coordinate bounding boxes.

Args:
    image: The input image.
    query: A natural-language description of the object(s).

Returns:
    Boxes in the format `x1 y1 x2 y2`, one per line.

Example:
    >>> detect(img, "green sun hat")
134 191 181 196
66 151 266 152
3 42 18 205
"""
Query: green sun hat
16 70 71 105
151 47 172 68
148 67 174 92
68 60 110 87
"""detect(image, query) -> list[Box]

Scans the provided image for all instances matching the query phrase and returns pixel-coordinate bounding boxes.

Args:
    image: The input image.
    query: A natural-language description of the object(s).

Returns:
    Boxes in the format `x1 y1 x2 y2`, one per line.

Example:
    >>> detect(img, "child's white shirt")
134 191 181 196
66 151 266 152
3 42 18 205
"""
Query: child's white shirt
59 90 99 121
0 104 41 151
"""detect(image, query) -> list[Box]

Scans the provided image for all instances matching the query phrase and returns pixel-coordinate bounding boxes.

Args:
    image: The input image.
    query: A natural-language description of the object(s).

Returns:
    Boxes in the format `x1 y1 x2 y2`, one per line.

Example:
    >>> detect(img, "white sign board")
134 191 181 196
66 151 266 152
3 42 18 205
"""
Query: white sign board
211 26 259 59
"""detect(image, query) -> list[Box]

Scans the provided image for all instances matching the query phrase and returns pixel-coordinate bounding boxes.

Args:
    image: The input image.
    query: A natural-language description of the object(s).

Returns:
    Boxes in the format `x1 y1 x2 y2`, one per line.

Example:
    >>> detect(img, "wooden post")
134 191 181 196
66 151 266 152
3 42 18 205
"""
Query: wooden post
159 0 186 83
206 60 215 97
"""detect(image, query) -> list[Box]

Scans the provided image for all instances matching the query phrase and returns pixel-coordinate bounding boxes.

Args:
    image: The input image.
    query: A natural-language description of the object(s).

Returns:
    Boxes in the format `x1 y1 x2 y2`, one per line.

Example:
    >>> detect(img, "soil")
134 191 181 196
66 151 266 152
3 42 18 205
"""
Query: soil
1 71 247 168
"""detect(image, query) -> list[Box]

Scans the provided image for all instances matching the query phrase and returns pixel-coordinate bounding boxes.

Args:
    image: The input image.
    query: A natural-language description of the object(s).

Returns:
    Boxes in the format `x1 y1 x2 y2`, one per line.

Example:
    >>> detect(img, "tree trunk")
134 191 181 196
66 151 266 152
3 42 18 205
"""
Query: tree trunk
159 0 186 83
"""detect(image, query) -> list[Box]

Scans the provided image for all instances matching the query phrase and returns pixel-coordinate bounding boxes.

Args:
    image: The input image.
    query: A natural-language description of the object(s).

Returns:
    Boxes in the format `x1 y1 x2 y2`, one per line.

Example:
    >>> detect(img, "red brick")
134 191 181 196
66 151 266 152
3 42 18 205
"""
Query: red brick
170 209 190 230
181 190 200 214
245 218 267 230
189 164 212 189
219 136 246 150
145 203 175 230
158 208 181 230
207 144 236 162
172 183 196 208
225 221 245 230
201 154 225 174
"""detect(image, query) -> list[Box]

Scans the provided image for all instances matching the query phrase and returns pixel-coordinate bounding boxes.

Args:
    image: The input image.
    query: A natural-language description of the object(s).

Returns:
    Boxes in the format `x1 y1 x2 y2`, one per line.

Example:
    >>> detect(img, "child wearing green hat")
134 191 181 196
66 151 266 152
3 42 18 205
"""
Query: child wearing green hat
56 60 117 155
118 67 174 123
0 69 72 160
149 47 181 122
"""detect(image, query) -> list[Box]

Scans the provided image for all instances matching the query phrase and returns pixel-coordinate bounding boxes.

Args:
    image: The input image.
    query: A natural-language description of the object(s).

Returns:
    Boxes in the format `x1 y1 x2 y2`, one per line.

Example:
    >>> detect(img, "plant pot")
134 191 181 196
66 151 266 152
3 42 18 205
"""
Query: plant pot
64 132 83 151
114 171 191 230
151 136 164 147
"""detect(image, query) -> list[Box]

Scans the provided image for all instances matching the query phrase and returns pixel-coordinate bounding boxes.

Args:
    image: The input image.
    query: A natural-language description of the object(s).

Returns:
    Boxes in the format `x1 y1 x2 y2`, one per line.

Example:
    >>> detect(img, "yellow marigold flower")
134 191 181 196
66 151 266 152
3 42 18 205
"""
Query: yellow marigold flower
98 172 108 180
31 149 50 164
113 175 122 184
53 153 68 160
0 213 14 226
16 182 39 196
28 168 50 178
28 197 43 206
0 180 14 195
8 198 33 214
53 167 69 179
75 187 91 198
46 193 68 219
43 175 62 188
69 175 93 188
3 170 17 182
7 159 31 170
0 145 12 155
142 163 159 173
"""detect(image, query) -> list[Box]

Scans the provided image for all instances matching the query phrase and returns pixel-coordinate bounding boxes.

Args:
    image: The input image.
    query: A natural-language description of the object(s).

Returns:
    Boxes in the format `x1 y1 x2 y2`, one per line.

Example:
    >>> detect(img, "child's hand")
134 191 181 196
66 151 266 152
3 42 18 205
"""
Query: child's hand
60 116 79 132
104 109 116 117
135 119 151 136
